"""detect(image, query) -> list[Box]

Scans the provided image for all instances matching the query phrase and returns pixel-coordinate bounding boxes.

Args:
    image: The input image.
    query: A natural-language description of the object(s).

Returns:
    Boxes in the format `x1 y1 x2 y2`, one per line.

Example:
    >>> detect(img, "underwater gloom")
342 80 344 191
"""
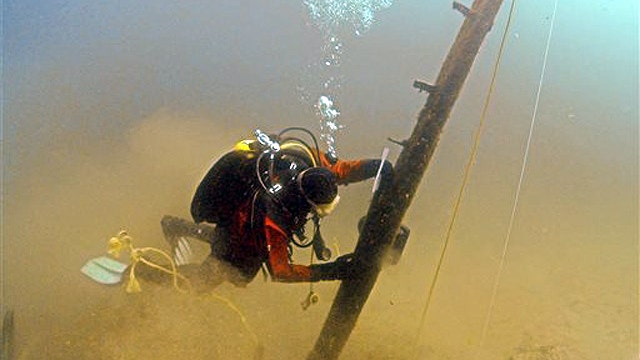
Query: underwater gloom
2 0 637 359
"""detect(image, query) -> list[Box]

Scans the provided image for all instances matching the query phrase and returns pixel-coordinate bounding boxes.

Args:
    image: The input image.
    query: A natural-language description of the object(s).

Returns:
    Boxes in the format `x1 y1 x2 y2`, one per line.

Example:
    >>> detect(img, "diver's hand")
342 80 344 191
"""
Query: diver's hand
309 253 356 281
334 253 355 266
360 159 394 183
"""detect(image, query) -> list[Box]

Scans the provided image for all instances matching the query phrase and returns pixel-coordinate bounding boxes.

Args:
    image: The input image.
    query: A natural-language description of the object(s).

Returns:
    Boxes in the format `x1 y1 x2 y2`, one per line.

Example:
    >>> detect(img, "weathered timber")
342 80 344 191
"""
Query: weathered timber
307 1 504 359
2 310 14 360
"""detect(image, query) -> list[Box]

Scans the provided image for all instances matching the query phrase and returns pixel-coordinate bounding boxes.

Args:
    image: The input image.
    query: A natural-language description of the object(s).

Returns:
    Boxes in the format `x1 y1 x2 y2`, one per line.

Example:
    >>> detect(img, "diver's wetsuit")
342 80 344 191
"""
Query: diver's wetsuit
176 152 393 287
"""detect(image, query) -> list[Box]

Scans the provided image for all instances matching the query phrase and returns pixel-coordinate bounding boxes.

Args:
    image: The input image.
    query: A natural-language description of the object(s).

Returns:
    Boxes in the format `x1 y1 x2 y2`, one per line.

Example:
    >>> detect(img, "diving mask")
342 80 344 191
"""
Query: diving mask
313 194 340 218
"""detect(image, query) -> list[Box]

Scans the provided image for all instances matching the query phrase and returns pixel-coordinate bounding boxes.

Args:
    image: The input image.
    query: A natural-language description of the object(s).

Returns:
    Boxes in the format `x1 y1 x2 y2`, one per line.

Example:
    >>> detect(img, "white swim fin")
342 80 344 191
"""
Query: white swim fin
81 256 128 285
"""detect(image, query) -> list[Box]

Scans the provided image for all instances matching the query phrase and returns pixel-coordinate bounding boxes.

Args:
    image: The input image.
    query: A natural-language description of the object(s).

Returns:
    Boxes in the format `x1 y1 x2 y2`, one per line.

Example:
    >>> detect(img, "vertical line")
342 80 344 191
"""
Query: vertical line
479 0 560 346
0 0 5 318
411 0 517 357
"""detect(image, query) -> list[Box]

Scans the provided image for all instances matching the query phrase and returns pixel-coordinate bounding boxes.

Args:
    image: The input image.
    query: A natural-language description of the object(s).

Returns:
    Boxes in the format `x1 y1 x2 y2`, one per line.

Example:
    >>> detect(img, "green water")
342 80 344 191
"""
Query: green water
3 0 637 358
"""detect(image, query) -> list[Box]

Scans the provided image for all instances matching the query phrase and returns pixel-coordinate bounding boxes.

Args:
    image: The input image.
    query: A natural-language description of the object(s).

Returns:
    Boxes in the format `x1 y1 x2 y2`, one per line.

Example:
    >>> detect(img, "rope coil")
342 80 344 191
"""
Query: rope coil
107 230 264 359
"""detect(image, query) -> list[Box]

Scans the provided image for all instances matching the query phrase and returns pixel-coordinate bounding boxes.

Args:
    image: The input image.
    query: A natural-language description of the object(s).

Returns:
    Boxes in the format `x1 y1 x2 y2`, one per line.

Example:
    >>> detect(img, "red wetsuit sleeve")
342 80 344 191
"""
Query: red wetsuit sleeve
265 217 313 282
317 152 377 185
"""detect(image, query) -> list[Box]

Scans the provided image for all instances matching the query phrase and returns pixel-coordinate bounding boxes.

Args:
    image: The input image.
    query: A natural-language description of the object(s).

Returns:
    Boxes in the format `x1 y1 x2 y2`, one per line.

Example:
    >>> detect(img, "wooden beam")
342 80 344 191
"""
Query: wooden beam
307 0 505 358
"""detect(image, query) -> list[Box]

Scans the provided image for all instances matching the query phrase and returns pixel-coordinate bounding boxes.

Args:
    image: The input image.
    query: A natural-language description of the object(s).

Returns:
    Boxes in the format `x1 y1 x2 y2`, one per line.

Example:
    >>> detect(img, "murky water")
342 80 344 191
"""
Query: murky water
3 1 637 359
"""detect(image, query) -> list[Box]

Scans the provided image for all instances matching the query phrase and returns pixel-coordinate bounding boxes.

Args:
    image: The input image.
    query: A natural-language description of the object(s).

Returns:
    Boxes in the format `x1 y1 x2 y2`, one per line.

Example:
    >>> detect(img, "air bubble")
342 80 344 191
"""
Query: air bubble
302 0 394 159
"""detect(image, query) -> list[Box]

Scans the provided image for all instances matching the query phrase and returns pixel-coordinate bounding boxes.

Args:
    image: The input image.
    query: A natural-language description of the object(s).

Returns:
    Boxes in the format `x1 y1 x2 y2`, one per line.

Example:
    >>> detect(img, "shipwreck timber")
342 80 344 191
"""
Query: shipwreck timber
307 0 505 359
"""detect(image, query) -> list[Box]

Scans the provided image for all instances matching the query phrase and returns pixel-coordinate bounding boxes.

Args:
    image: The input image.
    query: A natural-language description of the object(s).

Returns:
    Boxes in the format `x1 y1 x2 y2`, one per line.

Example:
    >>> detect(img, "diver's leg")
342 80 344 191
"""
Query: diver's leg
128 216 221 288
125 261 194 287
190 255 226 292
161 215 218 245
154 216 237 291
161 215 221 265
126 259 223 292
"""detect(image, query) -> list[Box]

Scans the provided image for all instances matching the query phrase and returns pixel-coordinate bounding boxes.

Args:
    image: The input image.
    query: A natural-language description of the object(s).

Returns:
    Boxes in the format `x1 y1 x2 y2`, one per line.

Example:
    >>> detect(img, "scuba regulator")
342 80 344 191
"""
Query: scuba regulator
252 128 333 262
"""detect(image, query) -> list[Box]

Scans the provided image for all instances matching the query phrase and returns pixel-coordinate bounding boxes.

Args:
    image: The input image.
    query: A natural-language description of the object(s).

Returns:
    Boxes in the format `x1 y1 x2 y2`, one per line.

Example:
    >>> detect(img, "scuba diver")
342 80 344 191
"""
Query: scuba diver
151 127 397 291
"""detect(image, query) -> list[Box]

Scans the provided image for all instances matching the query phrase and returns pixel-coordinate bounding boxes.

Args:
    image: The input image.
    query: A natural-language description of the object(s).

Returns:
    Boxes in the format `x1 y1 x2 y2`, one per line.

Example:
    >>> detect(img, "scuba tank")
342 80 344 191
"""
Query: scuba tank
190 143 262 226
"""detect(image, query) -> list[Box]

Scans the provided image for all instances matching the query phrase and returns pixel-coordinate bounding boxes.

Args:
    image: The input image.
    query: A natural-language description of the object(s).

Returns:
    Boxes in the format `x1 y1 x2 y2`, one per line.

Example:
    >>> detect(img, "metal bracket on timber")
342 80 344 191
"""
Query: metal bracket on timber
413 80 438 94
387 137 408 148
453 1 474 17
307 1 505 359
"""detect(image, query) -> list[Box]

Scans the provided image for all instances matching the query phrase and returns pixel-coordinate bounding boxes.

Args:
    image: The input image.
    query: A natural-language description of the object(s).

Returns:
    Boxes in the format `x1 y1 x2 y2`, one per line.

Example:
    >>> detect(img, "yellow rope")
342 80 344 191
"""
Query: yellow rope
109 232 191 293
412 0 518 357
301 244 319 311
200 291 264 359
142 247 192 289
